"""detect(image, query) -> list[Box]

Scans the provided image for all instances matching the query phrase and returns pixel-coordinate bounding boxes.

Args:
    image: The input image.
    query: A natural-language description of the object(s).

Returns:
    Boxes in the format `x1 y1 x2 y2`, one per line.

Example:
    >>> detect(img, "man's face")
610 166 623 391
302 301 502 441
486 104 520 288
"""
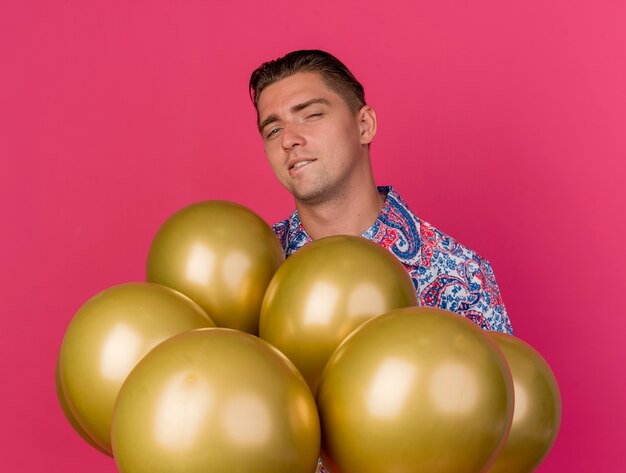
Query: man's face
256 72 373 205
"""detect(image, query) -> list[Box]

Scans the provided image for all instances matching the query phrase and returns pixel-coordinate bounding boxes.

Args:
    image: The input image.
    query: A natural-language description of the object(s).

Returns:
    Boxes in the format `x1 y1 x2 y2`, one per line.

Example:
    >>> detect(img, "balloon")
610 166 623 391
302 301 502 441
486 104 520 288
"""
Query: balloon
260 235 417 393
55 357 112 456
147 200 284 334
316 307 514 473
111 328 320 473
486 332 561 473
59 282 214 453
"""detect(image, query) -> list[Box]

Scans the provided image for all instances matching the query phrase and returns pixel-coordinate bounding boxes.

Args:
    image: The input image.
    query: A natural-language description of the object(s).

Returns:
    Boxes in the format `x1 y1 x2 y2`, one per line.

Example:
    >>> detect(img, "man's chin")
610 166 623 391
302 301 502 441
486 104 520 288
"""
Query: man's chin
291 187 327 206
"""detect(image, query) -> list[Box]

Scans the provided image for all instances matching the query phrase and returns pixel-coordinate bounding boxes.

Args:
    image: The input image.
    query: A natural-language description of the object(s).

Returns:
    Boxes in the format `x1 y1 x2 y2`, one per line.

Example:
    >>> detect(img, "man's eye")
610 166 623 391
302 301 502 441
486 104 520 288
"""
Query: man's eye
307 113 323 119
266 127 281 138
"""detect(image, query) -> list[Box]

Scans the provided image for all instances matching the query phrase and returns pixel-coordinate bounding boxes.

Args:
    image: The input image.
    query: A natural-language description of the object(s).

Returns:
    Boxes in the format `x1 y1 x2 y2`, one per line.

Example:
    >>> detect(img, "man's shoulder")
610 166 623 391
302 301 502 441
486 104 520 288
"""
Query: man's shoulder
384 189 511 333
271 210 311 256
272 218 290 241
378 186 487 266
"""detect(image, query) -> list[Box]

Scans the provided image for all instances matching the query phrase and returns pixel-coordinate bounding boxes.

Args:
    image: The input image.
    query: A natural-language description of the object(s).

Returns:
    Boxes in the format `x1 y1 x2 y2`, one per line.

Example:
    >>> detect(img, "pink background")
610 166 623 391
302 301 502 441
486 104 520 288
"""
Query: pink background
1 1 624 471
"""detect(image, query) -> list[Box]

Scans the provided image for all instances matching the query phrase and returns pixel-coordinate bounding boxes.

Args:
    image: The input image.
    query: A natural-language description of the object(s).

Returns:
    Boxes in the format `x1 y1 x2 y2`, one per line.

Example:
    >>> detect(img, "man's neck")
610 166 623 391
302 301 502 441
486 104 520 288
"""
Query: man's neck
295 184 385 240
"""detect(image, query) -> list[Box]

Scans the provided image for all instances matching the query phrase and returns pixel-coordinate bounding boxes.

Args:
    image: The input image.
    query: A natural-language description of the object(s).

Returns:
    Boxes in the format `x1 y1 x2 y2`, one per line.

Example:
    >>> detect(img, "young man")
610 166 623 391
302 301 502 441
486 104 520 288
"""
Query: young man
249 50 512 335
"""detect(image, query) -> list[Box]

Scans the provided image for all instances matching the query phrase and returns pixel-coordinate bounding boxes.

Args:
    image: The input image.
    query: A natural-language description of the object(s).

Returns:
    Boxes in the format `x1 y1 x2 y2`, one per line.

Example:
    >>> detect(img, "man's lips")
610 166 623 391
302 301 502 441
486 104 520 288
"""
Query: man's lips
288 158 316 171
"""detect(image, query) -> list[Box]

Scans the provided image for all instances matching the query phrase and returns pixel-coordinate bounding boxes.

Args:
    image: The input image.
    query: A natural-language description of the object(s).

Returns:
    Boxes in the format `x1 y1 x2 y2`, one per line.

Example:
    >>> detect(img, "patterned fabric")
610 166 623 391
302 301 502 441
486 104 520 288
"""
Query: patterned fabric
273 186 513 335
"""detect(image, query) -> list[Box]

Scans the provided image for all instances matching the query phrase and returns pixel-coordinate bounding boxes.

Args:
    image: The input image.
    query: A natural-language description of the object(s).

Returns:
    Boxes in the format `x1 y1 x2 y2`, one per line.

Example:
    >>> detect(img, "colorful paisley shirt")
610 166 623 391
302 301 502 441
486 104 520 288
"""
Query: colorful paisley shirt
273 186 513 473
272 186 513 335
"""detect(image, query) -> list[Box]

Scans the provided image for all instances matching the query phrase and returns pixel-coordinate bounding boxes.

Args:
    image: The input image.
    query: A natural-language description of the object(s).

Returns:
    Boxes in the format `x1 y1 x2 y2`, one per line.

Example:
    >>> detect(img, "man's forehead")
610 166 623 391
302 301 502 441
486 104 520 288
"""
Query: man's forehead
257 72 340 116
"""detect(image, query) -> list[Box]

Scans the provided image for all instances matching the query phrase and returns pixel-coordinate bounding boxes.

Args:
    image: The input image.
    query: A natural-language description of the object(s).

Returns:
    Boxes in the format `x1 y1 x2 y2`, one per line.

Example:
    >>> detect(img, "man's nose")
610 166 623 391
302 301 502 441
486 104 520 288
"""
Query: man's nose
281 123 306 149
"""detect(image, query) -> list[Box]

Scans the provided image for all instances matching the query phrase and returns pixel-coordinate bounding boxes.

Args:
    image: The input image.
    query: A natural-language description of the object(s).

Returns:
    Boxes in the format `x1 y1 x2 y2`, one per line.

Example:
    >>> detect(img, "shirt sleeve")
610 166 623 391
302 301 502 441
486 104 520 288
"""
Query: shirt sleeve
412 233 513 334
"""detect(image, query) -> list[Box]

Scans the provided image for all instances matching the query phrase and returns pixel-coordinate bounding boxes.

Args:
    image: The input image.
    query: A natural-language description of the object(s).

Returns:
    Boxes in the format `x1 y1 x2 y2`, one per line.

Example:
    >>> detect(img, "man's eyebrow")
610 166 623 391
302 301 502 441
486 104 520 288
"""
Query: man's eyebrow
258 98 331 133
259 114 279 133
291 97 330 113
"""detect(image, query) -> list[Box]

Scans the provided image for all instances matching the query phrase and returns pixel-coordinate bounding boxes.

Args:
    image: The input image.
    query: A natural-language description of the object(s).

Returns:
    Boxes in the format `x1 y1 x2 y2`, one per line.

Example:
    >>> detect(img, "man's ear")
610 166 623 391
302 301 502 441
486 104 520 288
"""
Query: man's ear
358 105 377 145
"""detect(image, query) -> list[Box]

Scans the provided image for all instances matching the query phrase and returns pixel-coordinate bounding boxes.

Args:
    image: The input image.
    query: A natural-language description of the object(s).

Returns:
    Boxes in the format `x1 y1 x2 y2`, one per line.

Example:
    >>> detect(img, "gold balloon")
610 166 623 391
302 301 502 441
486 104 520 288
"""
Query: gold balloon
486 332 561 473
55 357 112 456
147 200 284 335
59 282 214 453
316 307 514 473
260 235 417 393
111 328 321 473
